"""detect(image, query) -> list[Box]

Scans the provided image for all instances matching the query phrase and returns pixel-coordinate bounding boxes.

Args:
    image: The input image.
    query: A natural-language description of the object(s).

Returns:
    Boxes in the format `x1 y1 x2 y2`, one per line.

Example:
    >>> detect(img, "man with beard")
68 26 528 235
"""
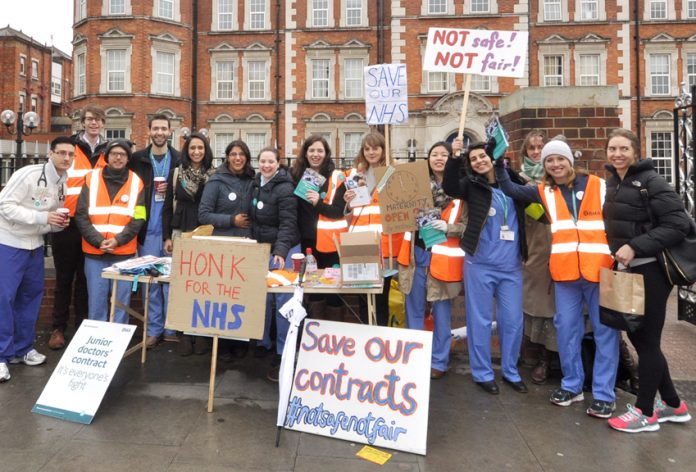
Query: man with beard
129 114 181 347
48 106 108 350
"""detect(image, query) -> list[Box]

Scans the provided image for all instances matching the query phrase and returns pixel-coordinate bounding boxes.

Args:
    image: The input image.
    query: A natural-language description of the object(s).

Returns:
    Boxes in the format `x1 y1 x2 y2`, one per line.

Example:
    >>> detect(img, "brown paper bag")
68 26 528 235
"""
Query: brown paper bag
599 267 645 332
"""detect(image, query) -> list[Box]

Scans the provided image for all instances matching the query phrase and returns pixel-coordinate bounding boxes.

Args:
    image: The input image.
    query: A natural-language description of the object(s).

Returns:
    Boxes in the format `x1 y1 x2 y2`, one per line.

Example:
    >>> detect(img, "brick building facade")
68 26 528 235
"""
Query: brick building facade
0 26 73 151
71 1 695 180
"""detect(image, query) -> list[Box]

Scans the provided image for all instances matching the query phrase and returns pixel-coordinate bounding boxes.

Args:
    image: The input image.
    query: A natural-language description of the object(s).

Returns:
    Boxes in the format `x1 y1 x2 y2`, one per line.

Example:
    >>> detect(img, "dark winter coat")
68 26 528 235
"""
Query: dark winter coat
129 144 181 244
198 164 254 238
162 165 210 238
249 168 299 259
71 132 108 167
603 159 691 256
295 172 347 248
442 157 528 261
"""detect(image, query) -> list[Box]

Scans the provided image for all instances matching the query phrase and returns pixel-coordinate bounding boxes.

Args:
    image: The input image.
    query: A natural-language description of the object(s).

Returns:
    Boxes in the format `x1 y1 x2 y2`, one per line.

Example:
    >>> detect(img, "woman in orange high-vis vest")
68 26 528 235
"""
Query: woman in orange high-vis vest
75 140 146 326
290 136 348 321
397 142 465 379
496 139 619 419
344 132 403 326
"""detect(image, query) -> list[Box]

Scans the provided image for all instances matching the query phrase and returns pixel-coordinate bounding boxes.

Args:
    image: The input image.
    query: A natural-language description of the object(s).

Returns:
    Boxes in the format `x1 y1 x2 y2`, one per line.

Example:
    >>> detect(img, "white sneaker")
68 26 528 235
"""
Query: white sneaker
0 363 10 382
9 349 46 366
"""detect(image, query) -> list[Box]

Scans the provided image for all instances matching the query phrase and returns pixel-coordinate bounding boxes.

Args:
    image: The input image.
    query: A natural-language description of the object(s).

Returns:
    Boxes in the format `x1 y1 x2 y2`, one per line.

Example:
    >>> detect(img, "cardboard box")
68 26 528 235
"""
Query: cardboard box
338 231 382 285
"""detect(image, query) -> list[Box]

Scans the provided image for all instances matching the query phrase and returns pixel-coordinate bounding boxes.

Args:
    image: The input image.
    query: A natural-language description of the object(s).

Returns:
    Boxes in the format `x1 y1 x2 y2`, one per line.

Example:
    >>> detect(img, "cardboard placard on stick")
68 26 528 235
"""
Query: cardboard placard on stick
166 237 270 340
374 160 433 234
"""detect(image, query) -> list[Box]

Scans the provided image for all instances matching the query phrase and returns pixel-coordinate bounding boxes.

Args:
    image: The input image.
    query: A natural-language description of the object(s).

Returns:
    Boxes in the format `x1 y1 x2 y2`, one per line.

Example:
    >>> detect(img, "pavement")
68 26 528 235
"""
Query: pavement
1 294 695 472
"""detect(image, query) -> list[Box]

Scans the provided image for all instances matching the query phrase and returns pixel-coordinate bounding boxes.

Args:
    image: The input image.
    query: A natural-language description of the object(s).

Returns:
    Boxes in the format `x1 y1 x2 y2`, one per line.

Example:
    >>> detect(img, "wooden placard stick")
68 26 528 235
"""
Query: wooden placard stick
207 335 219 413
384 123 391 166
456 74 473 156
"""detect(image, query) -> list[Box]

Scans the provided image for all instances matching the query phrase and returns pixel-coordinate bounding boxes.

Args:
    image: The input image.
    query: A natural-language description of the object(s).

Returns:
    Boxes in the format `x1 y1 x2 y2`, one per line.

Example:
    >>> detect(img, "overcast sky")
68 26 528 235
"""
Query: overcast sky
3 1 74 54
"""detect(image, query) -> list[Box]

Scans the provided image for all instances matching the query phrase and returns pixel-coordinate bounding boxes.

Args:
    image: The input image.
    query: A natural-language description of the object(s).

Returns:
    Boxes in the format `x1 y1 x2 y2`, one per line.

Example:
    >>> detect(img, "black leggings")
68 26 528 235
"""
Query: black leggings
627 262 681 416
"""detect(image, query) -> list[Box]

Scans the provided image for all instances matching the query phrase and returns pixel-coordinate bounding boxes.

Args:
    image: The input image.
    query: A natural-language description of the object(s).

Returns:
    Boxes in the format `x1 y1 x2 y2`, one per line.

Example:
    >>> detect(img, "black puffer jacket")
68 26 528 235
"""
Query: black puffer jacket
603 159 691 256
442 158 528 260
249 168 299 259
198 165 254 238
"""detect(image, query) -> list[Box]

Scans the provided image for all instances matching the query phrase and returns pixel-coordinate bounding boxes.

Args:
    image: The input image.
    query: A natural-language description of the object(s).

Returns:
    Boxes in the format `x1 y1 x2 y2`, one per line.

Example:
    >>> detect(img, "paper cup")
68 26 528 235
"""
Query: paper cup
291 253 305 272
57 208 70 221
154 176 166 192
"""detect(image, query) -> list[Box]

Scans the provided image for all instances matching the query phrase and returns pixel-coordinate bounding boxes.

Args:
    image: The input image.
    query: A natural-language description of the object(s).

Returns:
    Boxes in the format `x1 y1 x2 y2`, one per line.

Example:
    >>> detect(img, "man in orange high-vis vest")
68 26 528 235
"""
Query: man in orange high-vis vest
75 140 146 325
48 106 108 350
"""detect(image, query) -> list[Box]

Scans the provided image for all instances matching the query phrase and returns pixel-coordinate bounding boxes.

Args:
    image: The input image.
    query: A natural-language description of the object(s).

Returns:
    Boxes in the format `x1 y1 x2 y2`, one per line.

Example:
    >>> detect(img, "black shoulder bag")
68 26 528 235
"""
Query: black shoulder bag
640 189 696 286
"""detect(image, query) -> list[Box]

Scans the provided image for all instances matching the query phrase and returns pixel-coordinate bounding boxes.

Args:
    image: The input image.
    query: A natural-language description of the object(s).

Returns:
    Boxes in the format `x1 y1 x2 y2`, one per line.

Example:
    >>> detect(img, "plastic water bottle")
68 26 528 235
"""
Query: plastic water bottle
305 248 318 273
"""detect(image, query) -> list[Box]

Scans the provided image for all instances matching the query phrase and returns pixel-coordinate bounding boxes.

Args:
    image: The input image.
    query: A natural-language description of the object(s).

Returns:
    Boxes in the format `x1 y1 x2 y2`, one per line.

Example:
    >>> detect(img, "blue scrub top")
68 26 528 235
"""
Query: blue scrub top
467 187 521 269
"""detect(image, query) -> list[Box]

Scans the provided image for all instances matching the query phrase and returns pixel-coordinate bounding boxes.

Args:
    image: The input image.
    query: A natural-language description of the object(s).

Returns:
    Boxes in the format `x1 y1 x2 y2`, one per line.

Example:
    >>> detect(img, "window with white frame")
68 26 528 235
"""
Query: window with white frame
216 61 235 100
689 0 696 18
76 0 87 21
345 0 362 26
218 0 235 30
470 0 489 13
312 0 329 27
470 74 491 92
579 0 598 19
343 132 363 161
578 54 600 85
51 77 62 97
650 131 673 183
214 132 235 166
649 54 671 95
248 0 266 29
19 55 26 75
31 96 38 113
77 53 86 95
31 60 39 80
650 0 667 19
110 0 126 14
246 133 267 163
155 51 175 95
543 55 564 86
106 129 127 140
19 93 26 111
247 61 267 99
428 72 450 93
106 49 127 92
311 59 331 99
543 0 562 21
157 0 174 19
688 53 696 88
428 0 447 14
343 58 363 99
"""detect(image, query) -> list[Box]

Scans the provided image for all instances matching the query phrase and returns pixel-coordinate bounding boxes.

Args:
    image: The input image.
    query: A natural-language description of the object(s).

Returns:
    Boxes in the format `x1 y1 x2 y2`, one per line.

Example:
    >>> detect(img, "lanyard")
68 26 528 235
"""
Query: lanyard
491 188 509 226
150 150 170 178
570 188 578 223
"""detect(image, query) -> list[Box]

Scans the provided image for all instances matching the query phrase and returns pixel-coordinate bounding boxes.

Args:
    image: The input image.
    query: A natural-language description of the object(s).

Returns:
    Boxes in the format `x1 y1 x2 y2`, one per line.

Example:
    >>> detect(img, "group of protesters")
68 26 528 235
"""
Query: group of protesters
0 103 692 434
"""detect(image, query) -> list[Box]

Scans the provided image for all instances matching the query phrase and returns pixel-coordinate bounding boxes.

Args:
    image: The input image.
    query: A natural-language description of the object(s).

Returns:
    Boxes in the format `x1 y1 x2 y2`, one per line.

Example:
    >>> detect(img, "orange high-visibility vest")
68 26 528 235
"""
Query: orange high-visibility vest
347 168 403 258
397 199 465 282
82 168 143 256
538 175 612 283
316 170 348 253
64 146 106 216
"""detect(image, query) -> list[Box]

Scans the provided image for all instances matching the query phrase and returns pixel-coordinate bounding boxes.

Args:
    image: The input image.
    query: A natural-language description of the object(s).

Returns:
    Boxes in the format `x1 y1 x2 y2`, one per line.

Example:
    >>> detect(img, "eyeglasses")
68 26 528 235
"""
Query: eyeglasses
52 150 75 157
84 117 102 123
228 152 246 158
109 151 128 158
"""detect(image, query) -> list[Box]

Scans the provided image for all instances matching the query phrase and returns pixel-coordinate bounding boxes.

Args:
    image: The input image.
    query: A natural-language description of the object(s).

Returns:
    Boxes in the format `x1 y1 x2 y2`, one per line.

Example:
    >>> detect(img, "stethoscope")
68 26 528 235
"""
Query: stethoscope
36 162 65 201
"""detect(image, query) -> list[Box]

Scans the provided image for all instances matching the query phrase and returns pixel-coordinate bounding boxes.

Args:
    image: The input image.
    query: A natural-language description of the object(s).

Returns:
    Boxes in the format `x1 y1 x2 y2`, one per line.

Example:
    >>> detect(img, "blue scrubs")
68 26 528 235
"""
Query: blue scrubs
139 152 172 337
405 245 452 372
260 244 300 354
464 187 524 383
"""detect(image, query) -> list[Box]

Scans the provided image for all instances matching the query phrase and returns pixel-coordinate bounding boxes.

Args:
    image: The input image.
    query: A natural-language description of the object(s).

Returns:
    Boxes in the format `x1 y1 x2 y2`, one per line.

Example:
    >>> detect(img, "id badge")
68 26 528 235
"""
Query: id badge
154 193 165 202
500 225 515 241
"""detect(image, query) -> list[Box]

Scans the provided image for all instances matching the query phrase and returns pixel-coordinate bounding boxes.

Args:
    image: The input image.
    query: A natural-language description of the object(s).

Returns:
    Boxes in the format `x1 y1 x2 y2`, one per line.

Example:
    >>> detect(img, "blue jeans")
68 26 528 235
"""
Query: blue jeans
260 245 300 354
84 256 131 324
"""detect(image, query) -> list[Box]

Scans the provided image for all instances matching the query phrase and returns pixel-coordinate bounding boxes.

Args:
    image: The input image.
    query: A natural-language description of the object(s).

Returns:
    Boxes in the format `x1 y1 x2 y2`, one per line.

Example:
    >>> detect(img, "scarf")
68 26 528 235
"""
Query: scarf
431 176 452 211
521 155 544 182
179 165 214 198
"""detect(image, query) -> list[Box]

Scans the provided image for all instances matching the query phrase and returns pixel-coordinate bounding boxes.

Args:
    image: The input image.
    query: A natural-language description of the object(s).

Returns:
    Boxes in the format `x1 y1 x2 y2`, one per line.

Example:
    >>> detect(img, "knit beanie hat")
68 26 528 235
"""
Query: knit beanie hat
105 139 133 161
541 140 574 166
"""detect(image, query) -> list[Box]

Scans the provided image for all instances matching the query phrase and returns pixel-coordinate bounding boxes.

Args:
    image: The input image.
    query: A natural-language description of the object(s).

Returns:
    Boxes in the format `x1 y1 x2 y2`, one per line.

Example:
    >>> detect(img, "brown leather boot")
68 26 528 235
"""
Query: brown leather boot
48 329 65 350
531 347 550 384
619 338 639 393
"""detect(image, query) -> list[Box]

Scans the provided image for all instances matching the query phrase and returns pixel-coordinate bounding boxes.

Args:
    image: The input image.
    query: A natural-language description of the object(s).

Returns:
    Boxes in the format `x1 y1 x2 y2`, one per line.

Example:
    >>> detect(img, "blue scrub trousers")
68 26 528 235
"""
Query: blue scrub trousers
84 256 131 324
464 261 524 383
138 234 171 337
260 245 300 354
554 277 619 401
404 246 452 372
0 244 44 363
